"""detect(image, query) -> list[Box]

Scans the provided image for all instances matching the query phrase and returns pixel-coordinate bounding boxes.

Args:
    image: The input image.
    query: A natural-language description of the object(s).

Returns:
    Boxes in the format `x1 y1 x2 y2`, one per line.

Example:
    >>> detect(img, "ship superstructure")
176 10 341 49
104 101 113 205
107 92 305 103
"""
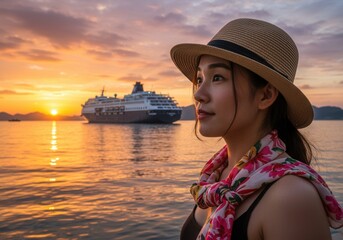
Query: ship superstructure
81 82 182 123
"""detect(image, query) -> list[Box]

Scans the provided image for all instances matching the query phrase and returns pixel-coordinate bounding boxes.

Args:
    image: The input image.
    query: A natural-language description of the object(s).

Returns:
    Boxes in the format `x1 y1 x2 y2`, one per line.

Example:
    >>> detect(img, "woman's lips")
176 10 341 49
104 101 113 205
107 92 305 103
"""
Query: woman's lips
197 109 215 120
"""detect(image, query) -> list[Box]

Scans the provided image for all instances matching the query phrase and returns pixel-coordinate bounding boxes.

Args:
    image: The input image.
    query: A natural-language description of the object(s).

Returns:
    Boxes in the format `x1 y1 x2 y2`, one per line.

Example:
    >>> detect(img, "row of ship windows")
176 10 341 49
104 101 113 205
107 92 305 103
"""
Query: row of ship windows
150 96 171 98
126 107 148 110
102 101 145 104
126 106 177 110
88 100 174 105
150 104 175 106
95 112 124 116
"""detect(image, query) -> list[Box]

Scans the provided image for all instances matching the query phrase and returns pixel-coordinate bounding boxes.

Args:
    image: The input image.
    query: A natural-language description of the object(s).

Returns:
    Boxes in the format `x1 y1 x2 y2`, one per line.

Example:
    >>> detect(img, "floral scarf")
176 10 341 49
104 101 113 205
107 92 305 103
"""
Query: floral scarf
191 130 343 240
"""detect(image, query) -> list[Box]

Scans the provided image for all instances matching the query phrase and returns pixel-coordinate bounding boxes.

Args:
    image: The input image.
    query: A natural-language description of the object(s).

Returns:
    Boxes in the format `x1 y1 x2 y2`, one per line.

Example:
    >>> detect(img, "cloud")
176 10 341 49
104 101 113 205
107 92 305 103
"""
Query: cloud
87 49 113 60
36 86 64 92
14 83 35 89
299 84 312 89
276 19 343 71
153 12 212 38
97 74 113 78
28 65 44 70
0 89 33 95
154 12 187 24
302 32 343 59
85 31 128 49
0 40 19 51
158 70 182 77
243 10 272 19
17 49 60 61
0 5 132 60
87 48 139 60
118 74 157 82
297 32 343 71
0 35 31 50
97 4 107 12
112 49 140 57
0 6 92 47
3 84 63 92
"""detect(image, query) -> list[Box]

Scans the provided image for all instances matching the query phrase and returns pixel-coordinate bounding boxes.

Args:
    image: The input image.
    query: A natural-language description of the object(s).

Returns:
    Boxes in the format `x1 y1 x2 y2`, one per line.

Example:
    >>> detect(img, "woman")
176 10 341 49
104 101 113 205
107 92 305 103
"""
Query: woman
170 18 343 240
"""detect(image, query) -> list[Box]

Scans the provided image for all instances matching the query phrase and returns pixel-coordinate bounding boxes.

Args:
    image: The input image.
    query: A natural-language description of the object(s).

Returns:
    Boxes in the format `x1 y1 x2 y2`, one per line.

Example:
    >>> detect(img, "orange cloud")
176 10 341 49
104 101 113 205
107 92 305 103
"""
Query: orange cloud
0 90 33 95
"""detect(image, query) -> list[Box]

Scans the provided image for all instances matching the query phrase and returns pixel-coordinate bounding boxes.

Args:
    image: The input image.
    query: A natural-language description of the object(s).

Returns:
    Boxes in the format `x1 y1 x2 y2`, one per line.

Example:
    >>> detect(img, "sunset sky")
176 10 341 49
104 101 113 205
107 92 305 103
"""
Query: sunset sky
0 0 342 115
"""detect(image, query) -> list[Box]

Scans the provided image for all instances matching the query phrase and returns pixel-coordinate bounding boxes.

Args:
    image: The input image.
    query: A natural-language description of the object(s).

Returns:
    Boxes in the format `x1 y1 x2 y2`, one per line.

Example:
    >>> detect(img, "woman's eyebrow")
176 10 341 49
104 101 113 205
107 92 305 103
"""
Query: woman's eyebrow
197 63 232 71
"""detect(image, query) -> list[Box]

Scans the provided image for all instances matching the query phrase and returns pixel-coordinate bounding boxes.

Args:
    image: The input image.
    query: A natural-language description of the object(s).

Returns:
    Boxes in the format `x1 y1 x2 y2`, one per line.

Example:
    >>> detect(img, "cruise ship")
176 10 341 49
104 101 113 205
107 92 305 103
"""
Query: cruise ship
81 82 182 123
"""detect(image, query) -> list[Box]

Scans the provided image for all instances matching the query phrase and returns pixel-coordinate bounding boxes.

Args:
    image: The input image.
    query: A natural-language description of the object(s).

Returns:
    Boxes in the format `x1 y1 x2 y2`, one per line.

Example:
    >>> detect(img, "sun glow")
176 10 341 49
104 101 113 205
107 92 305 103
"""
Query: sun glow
50 109 58 116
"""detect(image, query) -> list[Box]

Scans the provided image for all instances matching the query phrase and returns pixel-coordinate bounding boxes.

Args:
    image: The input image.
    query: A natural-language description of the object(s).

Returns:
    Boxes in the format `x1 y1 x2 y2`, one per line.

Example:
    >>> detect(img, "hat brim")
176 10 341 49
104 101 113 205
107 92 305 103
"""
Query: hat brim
170 43 313 128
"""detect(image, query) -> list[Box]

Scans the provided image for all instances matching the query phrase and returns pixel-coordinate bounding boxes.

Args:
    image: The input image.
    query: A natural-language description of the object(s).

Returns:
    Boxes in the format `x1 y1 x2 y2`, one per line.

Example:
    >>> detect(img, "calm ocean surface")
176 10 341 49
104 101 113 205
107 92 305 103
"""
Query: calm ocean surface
0 120 342 239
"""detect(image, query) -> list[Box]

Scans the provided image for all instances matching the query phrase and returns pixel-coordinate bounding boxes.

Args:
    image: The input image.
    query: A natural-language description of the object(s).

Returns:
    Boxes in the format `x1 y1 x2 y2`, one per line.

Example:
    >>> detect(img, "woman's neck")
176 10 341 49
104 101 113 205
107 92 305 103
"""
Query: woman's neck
224 127 270 170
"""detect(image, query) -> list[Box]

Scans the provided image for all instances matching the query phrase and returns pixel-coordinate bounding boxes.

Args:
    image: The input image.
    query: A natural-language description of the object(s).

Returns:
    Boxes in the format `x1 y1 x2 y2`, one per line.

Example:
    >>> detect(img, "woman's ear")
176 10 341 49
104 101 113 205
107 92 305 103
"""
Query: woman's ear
257 83 279 110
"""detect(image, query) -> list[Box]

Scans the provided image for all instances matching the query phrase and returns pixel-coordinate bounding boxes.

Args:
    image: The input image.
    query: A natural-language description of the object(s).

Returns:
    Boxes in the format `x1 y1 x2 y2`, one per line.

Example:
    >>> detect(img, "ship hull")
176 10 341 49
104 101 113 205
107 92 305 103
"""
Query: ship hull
82 110 181 124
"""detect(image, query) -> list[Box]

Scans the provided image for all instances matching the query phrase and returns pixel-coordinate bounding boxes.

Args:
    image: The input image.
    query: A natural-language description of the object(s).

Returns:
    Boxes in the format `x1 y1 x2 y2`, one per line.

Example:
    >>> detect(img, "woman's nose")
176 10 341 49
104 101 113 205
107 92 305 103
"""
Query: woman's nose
194 82 210 103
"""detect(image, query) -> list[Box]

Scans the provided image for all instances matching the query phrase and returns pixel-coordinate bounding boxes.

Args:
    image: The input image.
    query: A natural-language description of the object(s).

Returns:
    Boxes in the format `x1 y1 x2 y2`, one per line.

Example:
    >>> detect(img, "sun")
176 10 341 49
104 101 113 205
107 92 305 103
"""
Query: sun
50 109 58 116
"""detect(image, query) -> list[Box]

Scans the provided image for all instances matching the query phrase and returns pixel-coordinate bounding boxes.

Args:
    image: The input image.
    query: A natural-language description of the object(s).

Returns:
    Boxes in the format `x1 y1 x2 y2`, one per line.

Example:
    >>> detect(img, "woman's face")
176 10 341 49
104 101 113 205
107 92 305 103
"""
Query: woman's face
194 55 260 137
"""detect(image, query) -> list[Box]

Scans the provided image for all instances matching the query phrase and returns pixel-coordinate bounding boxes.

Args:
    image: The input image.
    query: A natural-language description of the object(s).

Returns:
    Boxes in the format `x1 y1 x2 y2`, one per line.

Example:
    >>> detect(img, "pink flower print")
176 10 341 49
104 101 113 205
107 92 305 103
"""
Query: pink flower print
316 174 329 187
241 161 257 173
255 146 272 162
325 196 343 220
270 130 278 138
260 164 273 174
202 162 215 174
209 215 232 239
270 130 286 149
260 163 292 178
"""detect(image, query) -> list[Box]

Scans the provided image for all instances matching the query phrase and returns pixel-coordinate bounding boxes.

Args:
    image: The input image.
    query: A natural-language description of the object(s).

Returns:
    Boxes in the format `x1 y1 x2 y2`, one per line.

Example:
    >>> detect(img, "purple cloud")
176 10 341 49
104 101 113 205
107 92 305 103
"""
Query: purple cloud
17 49 60 61
0 7 91 47
153 12 212 38
86 31 128 49
0 35 31 50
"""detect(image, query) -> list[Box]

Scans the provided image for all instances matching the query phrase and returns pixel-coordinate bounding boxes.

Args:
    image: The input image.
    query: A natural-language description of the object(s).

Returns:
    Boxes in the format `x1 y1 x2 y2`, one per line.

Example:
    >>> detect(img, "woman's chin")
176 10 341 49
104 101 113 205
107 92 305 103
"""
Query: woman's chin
199 127 222 138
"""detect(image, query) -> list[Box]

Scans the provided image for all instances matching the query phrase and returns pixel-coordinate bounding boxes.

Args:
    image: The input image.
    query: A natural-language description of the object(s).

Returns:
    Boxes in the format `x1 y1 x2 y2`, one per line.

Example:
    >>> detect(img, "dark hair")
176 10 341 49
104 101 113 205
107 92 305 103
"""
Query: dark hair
193 61 314 165
248 71 314 165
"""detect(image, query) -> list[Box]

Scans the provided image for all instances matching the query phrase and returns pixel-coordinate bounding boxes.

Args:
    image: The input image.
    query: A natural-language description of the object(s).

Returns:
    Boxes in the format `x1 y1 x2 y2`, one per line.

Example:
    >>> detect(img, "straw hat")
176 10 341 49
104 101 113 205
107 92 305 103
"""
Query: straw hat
170 18 313 128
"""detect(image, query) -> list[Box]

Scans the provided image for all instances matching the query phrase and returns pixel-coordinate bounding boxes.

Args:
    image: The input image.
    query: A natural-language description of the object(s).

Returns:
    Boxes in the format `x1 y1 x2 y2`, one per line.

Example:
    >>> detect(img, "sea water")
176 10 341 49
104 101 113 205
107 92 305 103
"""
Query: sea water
0 120 342 239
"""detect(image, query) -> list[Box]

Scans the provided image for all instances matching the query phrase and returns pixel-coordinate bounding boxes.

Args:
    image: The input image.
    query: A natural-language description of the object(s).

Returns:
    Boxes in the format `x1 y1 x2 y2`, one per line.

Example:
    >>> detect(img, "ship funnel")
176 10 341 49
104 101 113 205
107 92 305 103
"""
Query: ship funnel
132 82 144 94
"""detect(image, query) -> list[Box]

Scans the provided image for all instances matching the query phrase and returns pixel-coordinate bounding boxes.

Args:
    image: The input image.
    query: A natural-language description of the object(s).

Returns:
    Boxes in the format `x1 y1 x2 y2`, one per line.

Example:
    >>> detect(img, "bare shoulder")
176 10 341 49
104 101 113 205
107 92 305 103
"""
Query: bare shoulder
260 175 331 240
268 174 320 198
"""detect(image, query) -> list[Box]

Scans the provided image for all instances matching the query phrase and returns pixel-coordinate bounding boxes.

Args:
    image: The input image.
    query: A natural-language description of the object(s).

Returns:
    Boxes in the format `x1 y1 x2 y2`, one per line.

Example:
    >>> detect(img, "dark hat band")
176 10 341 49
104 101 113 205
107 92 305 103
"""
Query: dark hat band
208 40 288 79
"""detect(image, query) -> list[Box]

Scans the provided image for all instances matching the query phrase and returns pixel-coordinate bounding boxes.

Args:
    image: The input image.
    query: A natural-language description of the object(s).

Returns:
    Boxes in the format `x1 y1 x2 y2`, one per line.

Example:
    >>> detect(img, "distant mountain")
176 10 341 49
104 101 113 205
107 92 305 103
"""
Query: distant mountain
180 105 196 120
0 112 13 120
1 105 343 121
180 105 343 121
0 112 84 121
313 106 343 120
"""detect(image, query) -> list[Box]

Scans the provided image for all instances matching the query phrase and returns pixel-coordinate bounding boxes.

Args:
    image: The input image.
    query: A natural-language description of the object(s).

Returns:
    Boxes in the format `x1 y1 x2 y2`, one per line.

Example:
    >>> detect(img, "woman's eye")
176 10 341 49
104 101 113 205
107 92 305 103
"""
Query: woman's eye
196 77 202 85
213 75 224 82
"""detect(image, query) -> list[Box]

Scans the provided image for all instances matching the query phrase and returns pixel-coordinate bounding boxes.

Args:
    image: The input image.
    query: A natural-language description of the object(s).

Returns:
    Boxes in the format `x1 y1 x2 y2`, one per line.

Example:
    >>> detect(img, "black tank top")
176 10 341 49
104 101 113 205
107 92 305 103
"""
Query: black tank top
180 183 273 240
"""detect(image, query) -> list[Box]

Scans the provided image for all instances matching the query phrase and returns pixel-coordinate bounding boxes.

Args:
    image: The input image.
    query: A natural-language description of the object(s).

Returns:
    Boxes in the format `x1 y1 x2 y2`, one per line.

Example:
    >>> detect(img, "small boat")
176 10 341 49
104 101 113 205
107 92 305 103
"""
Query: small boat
8 119 21 122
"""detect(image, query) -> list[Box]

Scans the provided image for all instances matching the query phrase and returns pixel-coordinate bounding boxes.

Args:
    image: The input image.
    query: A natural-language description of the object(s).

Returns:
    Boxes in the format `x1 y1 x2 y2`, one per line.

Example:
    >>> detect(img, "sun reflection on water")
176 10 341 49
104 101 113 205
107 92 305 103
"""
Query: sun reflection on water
48 121 59 212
